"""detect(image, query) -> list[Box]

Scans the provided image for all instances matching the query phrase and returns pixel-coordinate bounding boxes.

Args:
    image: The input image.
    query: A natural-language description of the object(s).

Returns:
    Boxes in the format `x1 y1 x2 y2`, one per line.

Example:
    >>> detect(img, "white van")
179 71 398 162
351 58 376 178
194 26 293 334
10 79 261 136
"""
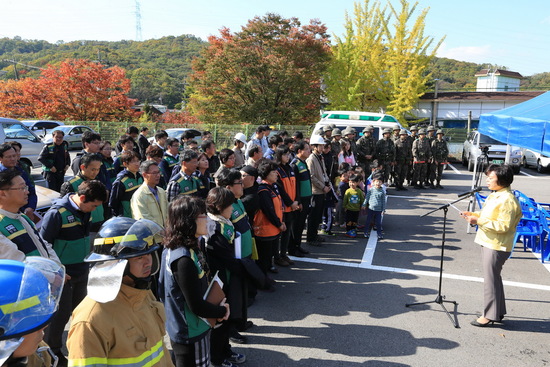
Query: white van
0 117 46 168
313 111 404 140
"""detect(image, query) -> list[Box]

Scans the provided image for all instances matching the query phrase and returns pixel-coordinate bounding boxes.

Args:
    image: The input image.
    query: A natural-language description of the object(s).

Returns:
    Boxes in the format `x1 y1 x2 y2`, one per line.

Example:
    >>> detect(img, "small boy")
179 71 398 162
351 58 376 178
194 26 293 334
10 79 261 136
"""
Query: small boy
343 174 365 238
362 174 386 239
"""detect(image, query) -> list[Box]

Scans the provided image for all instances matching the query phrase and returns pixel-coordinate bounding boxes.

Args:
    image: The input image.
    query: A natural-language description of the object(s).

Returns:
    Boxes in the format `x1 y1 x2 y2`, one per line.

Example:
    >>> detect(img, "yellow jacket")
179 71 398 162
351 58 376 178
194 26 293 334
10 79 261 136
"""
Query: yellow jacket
130 184 168 243
473 187 522 252
67 284 174 367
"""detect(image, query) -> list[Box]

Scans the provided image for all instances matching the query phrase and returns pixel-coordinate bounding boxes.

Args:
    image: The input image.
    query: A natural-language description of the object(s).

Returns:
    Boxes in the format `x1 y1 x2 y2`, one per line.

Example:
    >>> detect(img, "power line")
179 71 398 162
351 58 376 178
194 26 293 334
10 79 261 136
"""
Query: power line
135 0 142 41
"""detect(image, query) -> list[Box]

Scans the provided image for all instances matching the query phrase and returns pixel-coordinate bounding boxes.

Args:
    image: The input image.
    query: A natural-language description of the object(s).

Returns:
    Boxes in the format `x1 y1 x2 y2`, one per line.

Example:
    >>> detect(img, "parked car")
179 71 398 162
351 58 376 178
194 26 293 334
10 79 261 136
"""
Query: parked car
42 125 96 150
21 120 65 137
0 117 46 169
462 130 522 174
313 111 404 140
148 128 203 145
521 148 550 173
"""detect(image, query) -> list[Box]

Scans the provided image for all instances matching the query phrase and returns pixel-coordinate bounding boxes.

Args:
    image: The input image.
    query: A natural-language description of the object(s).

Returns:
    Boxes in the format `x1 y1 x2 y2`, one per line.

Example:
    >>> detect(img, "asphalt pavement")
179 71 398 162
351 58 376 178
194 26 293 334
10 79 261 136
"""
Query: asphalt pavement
32 160 550 367
232 164 550 367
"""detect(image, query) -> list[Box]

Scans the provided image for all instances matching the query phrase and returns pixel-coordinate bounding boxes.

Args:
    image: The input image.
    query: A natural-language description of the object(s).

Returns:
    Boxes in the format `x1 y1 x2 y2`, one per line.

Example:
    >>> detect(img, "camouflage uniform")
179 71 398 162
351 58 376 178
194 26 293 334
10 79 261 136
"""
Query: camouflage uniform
406 126 419 185
426 125 437 186
411 129 431 189
375 128 395 183
394 130 412 190
356 126 376 172
331 129 342 160
431 130 449 189
389 124 401 186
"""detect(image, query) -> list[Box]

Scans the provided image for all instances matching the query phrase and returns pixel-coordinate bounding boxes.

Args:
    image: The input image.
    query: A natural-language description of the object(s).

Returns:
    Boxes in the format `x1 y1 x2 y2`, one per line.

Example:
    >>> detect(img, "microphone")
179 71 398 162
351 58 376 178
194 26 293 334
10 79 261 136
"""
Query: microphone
457 187 482 197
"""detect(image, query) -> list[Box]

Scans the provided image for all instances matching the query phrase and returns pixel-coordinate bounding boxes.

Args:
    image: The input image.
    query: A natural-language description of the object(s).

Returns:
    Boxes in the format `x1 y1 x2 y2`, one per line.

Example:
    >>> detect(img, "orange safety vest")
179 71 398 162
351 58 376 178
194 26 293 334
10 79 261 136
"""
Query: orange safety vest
277 166 297 213
253 182 283 238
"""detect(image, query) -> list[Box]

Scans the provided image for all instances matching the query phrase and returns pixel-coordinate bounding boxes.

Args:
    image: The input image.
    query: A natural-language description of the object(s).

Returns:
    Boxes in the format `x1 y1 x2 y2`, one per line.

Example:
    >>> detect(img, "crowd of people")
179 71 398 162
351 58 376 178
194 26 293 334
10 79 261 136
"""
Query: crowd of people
0 121 452 367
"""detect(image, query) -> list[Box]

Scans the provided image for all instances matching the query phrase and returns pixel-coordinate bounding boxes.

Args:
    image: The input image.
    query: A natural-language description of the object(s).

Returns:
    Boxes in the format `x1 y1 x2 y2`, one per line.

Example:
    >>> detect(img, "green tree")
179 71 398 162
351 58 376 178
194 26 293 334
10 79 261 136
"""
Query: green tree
187 13 331 125
324 0 444 123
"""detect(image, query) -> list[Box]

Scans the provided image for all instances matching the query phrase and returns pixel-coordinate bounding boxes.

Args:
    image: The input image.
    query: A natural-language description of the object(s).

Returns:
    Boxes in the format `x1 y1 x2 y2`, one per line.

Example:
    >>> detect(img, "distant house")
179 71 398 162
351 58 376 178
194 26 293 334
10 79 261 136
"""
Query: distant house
132 104 167 115
475 69 522 92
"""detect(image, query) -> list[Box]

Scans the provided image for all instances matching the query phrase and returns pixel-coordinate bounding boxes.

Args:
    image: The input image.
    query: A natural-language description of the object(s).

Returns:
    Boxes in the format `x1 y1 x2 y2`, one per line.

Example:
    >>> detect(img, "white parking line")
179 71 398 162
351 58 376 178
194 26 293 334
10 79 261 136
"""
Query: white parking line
360 229 377 265
448 163 461 174
519 170 534 177
290 256 550 291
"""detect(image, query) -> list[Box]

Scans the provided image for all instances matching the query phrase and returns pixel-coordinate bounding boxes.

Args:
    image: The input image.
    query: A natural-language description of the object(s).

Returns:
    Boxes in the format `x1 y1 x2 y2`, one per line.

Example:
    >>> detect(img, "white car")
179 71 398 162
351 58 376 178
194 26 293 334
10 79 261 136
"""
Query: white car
0 117 46 168
462 130 522 174
521 149 550 173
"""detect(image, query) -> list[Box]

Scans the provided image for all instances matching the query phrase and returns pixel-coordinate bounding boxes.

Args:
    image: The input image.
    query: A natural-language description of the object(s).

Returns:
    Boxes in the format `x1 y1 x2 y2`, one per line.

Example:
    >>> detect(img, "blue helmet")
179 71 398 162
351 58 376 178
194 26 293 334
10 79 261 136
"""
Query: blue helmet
0 257 65 363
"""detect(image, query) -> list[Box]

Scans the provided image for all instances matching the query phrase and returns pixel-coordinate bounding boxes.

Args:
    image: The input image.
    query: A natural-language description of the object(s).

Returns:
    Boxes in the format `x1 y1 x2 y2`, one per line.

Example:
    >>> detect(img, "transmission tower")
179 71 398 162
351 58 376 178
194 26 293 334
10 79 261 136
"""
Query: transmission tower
135 0 142 41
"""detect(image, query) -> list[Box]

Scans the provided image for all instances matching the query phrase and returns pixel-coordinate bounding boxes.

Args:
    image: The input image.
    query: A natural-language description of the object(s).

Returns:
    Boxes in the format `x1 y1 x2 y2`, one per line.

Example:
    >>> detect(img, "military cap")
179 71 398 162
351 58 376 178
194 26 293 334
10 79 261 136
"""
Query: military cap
328 124 337 130
427 125 436 132
323 125 333 132
332 128 342 136
399 129 408 135
436 129 445 135
382 127 392 134
393 124 400 130
418 128 427 135
342 126 355 136
367 125 374 131
410 125 418 131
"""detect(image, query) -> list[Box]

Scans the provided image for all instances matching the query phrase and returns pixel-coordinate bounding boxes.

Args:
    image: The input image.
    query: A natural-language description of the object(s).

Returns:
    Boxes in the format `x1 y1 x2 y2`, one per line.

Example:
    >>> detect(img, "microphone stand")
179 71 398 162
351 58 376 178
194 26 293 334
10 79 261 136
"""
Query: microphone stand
405 193 474 328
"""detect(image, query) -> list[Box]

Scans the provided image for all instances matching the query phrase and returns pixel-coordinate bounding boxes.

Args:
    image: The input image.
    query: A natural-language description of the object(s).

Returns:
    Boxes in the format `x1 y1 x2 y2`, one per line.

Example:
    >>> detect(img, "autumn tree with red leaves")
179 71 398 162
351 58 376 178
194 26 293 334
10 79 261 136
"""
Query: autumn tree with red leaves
0 59 136 121
188 13 331 125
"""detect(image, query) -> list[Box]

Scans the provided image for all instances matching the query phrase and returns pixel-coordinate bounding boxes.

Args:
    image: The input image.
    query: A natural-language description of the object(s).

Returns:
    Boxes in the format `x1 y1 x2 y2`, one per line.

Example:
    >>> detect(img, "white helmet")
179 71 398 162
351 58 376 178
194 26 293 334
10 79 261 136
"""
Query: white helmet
309 134 326 146
234 133 247 144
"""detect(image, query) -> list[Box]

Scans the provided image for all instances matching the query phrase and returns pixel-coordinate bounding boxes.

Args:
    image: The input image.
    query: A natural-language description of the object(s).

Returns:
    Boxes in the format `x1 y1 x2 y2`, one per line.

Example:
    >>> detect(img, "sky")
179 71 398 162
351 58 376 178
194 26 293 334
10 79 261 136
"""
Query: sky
1 0 550 76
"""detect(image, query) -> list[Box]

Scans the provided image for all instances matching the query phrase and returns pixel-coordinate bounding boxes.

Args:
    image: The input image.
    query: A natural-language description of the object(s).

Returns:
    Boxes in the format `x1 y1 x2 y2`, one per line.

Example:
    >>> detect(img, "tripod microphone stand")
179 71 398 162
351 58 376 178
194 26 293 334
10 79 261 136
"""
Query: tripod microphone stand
405 194 474 328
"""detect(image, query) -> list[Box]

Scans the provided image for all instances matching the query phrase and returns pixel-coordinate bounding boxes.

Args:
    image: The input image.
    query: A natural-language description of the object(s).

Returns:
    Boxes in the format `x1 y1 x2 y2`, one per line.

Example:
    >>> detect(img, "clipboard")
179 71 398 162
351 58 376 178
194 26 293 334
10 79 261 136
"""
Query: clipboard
202 271 225 328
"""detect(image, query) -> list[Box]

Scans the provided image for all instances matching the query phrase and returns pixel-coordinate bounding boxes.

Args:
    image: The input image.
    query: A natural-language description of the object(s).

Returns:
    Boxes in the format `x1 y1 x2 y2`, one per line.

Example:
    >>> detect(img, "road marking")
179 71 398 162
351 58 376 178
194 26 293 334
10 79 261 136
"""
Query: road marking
360 229 377 265
290 256 550 291
448 163 461 174
520 171 534 177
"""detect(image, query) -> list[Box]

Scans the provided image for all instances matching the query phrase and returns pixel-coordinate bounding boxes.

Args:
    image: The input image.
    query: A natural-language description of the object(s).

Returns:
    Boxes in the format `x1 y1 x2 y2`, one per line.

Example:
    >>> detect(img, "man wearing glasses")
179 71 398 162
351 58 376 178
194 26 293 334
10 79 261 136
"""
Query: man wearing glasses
0 169 59 262
71 131 111 192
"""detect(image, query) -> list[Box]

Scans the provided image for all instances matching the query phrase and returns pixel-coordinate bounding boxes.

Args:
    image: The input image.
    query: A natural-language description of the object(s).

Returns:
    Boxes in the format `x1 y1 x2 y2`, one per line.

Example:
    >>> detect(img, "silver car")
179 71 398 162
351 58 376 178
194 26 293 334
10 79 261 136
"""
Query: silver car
462 131 522 174
42 125 96 150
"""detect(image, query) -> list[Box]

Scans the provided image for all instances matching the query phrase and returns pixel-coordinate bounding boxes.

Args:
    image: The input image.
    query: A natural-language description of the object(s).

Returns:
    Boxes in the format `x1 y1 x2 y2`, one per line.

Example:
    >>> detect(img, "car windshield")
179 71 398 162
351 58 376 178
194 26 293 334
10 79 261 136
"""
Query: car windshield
46 126 73 135
479 134 503 145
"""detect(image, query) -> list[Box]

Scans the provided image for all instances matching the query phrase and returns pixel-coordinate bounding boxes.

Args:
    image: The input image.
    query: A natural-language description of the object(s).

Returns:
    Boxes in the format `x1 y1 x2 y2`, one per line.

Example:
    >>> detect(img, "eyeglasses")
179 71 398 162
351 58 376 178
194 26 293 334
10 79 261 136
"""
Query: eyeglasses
147 170 161 175
231 181 243 186
2 185 28 192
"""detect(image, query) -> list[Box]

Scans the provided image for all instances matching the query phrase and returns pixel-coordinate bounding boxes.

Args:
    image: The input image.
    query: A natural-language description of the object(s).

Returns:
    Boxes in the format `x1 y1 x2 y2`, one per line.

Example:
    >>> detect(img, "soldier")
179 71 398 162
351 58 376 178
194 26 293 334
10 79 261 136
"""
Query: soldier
431 129 449 189
391 124 401 142
394 129 412 191
426 125 437 187
411 129 431 189
406 125 419 185
374 128 395 184
330 128 342 158
323 125 334 140
356 126 376 173
341 126 357 157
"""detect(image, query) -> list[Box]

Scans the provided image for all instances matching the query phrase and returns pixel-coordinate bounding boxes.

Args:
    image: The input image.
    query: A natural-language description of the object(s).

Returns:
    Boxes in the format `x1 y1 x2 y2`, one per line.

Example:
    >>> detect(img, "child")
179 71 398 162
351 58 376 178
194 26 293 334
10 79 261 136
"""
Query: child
335 163 351 228
343 174 365 238
362 174 386 239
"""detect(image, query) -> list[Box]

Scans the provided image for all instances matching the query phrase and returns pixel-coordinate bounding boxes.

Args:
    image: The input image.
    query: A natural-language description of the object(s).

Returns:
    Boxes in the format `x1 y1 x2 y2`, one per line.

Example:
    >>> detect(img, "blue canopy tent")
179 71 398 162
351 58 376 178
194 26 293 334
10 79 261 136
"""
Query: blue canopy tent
478 91 550 155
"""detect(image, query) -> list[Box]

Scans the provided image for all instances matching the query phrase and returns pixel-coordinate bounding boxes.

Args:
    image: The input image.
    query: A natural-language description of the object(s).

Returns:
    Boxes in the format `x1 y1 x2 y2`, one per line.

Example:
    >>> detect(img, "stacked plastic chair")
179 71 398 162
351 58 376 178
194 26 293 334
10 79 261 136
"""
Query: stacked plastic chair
511 190 544 258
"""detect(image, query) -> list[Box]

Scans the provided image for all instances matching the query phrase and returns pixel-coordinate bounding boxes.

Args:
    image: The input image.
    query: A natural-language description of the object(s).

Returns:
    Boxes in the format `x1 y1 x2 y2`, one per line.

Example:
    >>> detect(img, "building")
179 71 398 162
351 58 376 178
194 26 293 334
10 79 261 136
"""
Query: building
475 69 522 92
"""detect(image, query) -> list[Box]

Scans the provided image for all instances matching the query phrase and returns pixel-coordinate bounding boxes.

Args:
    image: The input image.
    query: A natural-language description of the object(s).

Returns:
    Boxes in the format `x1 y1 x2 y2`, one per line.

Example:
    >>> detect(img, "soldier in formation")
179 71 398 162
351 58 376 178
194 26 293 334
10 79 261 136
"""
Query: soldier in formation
430 129 449 189
411 129 431 189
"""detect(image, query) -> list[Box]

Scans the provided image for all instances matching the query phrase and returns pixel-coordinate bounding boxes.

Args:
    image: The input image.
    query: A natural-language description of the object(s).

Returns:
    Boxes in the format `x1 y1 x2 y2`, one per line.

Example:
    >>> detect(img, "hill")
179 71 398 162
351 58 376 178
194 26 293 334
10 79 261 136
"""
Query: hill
0 35 206 108
1 37 548 109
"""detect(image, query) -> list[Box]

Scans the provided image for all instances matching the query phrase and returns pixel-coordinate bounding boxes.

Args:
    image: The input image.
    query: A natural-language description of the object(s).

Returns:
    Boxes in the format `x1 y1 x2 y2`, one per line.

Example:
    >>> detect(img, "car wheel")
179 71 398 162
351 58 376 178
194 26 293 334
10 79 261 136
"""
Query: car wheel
521 157 527 168
467 155 474 172
461 151 467 166
537 160 545 173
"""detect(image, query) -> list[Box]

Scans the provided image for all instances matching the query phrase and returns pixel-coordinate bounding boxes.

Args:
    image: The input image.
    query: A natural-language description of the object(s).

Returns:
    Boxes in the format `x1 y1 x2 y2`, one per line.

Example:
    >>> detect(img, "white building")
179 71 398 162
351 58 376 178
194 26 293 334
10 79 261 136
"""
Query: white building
475 69 522 92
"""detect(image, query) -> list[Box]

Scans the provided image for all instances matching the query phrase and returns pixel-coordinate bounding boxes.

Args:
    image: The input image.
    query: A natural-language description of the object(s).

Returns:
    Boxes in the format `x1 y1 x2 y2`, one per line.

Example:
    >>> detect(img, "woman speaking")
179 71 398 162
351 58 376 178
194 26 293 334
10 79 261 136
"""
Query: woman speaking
461 164 522 327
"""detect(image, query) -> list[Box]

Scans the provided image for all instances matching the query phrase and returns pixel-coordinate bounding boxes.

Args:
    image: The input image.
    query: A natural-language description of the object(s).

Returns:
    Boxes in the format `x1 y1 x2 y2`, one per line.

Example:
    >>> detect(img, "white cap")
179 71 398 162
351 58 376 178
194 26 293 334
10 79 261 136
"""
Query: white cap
309 134 326 145
234 133 247 144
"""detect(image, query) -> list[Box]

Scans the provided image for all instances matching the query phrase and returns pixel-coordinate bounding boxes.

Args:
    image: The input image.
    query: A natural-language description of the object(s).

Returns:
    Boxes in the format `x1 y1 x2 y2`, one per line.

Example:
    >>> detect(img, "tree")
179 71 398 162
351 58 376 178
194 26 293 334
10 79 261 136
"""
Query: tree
0 59 137 121
324 0 444 123
187 13 331 125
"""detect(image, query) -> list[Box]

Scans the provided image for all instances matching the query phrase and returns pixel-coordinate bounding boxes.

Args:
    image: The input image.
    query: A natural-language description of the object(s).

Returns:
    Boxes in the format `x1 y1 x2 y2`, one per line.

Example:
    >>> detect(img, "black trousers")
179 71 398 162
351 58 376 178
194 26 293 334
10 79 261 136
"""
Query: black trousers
306 194 325 241
45 271 88 353
43 171 65 193
256 236 279 274
278 211 296 257
289 196 311 252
